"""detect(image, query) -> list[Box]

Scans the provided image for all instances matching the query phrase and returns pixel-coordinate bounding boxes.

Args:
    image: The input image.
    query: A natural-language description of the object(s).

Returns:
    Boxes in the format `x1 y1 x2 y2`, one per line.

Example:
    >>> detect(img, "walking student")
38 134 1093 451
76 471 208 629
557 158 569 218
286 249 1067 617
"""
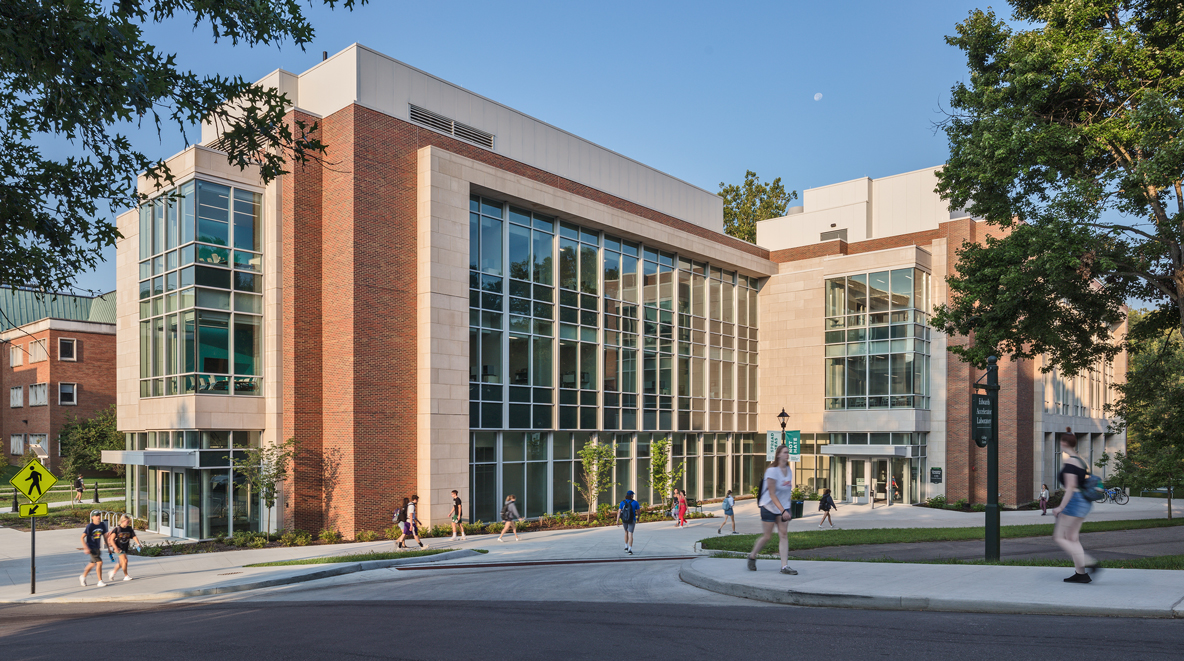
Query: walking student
1049 428 1100 583
498 494 521 542
1040 484 1050 516
617 490 640 554
677 489 688 528
818 488 838 528
79 511 110 587
747 445 797 575
394 497 418 549
717 490 737 534
449 489 467 541
72 474 85 506
107 514 142 582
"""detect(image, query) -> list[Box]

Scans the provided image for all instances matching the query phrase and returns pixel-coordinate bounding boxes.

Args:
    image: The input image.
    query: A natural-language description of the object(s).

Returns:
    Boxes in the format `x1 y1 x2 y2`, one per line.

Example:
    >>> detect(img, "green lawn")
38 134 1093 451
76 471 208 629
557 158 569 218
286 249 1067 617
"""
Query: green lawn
700 518 1184 555
30 488 123 504
722 553 1184 571
244 548 483 567
0 501 129 531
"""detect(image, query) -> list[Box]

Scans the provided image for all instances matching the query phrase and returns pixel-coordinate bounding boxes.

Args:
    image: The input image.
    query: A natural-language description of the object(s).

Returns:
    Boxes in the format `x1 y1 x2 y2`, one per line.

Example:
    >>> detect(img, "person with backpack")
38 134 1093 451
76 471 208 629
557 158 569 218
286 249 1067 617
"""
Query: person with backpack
616 490 640 554
72 474 85 506
747 444 797 575
394 497 421 549
1049 428 1100 583
717 490 736 534
818 488 838 528
497 494 521 542
79 511 111 587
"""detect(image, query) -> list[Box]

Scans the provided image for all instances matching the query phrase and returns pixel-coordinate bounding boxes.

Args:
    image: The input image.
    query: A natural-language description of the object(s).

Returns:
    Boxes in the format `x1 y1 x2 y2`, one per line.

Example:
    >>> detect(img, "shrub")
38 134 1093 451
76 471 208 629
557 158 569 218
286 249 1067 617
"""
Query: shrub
137 543 163 557
247 536 268 549
355 530 379 542
279 531 300 547
485 522 502 534
953 498 969 510
319 529 343 543
383 525 403 540
294 532 313 546
926 495 947 508
971 503 986 512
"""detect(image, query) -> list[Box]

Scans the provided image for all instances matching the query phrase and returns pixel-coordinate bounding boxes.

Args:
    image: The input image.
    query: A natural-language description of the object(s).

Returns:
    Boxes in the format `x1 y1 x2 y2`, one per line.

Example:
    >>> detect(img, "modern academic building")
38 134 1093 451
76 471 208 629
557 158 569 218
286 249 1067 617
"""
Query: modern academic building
104 44 1123 540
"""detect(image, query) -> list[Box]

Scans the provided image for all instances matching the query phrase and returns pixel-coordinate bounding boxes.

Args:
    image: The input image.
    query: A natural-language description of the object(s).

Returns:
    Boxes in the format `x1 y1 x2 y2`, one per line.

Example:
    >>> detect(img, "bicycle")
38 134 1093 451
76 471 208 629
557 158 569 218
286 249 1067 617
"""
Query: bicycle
1103 487 1128 505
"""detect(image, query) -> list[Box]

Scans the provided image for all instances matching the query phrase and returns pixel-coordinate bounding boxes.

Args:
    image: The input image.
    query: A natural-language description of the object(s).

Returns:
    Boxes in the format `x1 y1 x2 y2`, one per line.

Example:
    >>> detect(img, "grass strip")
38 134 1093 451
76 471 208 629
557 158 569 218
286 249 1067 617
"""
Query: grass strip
700 517 1184 555
0 501 129 530
714 552 1184 571
244 548 476 567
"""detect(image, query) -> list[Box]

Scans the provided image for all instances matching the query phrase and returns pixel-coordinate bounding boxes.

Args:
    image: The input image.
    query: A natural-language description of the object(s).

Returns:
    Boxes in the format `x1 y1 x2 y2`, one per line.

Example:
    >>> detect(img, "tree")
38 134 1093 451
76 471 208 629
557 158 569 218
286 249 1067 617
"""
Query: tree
932 1 1184 374
0 0 364 295
646 436 686 511
1104 309 1184 518
227 437 298 534
572 439 616 521
718 171 797 244
61 405 124 478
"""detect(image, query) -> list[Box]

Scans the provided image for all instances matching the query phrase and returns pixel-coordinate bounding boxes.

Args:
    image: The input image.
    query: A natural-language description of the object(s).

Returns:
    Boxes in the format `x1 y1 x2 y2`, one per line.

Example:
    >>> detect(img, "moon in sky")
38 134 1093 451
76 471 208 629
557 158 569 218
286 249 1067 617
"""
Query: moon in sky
814 92 823 101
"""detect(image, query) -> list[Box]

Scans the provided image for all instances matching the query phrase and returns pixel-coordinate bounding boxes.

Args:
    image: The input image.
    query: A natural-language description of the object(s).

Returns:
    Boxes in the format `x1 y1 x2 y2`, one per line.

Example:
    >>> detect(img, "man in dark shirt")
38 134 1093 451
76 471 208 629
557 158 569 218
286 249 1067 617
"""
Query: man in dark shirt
449 489 466 541
80 511 109 588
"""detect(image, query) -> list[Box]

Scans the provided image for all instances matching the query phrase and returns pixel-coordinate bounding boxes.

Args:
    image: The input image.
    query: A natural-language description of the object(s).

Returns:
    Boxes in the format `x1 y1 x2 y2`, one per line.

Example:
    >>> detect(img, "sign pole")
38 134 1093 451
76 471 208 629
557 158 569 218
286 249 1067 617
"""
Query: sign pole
31 515 35 595
985 357 1000 561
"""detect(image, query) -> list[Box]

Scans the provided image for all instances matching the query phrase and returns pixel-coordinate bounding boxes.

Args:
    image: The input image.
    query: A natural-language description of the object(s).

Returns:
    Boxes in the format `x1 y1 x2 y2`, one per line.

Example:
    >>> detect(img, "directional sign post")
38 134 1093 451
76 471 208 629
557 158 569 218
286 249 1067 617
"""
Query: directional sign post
9 460 58 595
19 502 49 517
971 357 1001 562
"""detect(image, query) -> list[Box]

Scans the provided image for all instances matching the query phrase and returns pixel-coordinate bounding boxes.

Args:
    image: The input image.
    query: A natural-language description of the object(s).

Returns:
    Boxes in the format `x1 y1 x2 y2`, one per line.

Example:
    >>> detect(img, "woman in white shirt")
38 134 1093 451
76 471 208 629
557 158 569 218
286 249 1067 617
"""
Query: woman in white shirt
747 445 797 575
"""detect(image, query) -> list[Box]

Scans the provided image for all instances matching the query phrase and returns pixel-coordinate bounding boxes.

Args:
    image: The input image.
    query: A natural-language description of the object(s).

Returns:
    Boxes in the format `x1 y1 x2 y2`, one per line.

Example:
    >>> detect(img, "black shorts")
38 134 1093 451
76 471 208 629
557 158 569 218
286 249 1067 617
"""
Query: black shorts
87 550 102 563
760 506 790 523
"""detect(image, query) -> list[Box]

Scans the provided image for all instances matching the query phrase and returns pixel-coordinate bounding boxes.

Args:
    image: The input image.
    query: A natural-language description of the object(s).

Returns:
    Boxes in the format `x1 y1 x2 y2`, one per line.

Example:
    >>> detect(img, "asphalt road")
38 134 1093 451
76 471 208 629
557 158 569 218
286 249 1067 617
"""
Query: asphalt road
4 560 1183 659
3 599 1182 660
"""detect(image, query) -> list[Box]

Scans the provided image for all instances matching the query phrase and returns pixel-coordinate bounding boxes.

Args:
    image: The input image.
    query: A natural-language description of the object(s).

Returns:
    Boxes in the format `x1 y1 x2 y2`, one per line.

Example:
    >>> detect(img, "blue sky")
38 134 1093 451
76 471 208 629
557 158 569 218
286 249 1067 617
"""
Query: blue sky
72 0 992 294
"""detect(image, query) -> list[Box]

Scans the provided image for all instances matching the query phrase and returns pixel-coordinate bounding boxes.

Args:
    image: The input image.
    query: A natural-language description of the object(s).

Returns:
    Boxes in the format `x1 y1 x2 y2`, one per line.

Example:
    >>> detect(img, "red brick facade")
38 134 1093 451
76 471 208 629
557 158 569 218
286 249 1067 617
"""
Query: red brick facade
282 103 760 536
2 326 116 474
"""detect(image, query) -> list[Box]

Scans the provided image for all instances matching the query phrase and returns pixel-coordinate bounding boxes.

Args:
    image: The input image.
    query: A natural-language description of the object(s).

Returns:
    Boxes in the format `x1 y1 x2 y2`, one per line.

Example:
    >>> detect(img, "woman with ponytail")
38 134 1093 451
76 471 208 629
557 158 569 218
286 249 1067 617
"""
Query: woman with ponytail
1049 428 1100 583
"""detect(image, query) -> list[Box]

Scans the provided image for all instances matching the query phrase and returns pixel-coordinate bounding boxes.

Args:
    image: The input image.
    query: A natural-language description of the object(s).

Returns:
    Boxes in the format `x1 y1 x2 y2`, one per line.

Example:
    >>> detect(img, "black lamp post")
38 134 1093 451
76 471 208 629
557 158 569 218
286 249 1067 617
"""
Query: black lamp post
777 408 789 443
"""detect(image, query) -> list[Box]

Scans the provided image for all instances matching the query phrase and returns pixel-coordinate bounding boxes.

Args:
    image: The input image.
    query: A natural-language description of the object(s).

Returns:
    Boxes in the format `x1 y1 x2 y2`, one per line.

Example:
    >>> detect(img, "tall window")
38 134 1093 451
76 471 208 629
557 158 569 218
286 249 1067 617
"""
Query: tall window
138 180 263 397
10 434 23 455
29 383 48 407
10 344 22 367
59 338 76 361
28 340 47 363
9 386 22 408
824 268 931 410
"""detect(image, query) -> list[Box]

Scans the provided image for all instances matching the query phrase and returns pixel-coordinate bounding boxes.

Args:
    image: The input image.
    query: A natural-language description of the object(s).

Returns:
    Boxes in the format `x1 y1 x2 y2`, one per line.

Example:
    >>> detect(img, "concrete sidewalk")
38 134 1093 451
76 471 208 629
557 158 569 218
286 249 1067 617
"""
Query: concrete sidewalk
680 557 1184 618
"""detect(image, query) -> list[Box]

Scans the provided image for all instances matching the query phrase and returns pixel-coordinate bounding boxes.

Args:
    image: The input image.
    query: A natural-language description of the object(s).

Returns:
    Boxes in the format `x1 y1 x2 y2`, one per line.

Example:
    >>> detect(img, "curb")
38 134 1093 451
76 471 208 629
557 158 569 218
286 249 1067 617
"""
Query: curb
1 549 482 603
678 560 1183 619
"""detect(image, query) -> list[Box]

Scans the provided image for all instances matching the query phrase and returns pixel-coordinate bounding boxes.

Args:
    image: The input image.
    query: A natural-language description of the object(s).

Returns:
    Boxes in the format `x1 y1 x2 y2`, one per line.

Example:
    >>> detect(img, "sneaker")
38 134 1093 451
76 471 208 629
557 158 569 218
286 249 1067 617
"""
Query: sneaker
818 524 823 528
108 568 116 582
627 549 633 555
780 566 798 575
1085 561 1103 576
79 575 87 587
731 531 739 535
449 536 457 541
122 576 133 581
96 580 107 587
746 557 757 572
497 538 505 542
1064 572 1091 583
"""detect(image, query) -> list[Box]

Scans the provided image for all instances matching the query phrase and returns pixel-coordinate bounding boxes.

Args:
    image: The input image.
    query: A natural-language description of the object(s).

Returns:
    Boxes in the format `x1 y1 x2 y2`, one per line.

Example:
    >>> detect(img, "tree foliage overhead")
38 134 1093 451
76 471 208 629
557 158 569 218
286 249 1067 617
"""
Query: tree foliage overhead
718 170 796 244
933 0 1184 374
0 0 363 295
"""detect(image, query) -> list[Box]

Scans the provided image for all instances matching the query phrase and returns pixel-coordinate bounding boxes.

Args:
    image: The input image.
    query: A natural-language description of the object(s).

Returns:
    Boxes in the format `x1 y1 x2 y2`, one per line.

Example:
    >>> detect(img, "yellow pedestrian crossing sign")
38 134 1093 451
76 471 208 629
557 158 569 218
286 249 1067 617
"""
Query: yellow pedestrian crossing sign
9 461 57 502
19 502 49 517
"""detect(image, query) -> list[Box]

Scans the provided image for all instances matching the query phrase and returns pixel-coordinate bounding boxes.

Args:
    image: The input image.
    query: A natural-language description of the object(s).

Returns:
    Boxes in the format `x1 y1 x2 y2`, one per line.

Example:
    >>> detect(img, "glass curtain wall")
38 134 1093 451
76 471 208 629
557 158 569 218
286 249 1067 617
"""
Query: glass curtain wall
824 269 931 410
138 180 263 397
466 194 760 517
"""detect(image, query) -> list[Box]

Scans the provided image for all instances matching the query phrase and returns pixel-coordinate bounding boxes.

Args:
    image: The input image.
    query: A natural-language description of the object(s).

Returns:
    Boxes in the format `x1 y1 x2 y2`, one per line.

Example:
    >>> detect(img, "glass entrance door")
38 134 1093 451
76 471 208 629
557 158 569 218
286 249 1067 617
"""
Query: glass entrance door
872 460 888 503
157 470 186 538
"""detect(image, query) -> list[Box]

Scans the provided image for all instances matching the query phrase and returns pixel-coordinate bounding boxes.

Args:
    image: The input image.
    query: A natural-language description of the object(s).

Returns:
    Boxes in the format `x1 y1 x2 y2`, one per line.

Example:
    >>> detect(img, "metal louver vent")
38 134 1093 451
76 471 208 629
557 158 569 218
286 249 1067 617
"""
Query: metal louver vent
409 104 495 149
820 229 848 242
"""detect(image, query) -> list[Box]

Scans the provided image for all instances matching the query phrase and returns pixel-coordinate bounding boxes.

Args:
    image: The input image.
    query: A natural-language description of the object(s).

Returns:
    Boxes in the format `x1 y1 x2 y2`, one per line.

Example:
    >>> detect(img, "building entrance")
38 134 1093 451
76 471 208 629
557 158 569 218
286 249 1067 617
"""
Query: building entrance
155 470 185 538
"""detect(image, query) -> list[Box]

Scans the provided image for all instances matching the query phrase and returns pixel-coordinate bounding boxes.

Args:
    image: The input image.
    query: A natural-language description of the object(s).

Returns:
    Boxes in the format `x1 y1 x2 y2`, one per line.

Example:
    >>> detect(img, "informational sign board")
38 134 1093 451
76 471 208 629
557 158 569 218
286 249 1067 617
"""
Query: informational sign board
930 467 943 484
766 430 801 463
19 502 49 517
10 461 57 502
972 393 993 446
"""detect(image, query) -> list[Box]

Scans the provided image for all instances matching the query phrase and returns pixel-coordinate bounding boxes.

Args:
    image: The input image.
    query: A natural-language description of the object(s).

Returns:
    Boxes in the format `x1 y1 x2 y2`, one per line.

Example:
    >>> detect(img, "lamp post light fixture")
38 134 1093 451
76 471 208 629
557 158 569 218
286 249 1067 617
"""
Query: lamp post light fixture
777 408 790 437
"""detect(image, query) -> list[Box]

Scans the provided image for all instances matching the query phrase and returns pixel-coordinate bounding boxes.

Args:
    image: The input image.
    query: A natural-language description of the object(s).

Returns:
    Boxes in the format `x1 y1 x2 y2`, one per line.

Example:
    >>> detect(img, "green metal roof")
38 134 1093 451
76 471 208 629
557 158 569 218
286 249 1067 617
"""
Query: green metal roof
0 288 116 332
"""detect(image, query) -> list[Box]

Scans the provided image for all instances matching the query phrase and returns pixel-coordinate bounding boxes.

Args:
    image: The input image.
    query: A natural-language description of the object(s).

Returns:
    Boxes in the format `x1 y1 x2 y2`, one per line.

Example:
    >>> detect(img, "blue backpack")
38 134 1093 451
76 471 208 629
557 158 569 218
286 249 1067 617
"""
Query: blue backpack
620 500 637 524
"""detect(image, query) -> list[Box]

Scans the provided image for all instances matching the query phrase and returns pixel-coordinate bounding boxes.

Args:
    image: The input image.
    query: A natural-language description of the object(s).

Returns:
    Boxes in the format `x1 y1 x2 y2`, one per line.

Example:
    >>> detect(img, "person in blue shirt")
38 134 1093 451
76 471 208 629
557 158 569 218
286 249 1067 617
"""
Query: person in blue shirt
80 511 110 588
616 490 640 555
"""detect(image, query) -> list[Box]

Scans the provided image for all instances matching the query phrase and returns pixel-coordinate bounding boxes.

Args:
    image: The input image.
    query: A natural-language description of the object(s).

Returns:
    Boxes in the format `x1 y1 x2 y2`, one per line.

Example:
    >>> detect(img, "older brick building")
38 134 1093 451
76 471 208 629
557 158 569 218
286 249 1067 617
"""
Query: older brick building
104 45 1123 541
2 289 117 473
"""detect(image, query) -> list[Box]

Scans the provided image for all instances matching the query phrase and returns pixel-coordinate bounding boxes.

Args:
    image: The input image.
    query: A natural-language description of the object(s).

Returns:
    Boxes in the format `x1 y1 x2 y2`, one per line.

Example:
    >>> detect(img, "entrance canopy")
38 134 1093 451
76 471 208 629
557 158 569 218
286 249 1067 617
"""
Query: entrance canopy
821 446 910 457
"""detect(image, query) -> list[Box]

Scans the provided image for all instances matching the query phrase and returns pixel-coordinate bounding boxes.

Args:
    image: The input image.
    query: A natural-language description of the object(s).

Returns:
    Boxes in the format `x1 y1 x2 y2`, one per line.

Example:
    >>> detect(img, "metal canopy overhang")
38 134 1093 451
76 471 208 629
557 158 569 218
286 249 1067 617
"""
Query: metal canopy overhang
100 450 199 469
820 446 910 457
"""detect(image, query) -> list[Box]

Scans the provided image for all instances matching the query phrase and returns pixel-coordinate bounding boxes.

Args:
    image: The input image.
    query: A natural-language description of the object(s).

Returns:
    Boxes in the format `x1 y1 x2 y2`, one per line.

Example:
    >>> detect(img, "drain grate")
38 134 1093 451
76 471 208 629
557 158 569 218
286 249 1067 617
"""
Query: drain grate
217 572 243 576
